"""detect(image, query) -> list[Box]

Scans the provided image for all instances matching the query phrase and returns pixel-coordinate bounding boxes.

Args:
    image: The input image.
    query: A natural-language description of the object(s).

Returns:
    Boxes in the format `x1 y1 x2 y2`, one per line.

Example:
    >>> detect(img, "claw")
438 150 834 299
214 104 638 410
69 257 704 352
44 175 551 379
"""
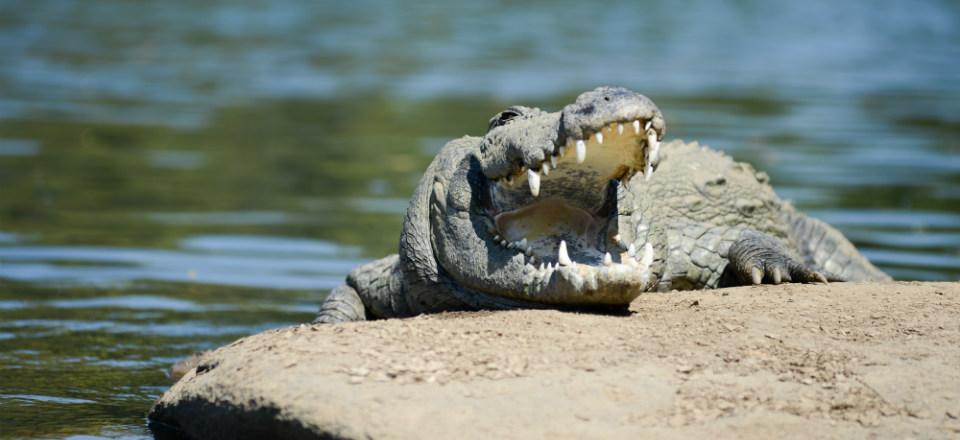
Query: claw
772 267 782 284
751 267 763 285
815 272 829 284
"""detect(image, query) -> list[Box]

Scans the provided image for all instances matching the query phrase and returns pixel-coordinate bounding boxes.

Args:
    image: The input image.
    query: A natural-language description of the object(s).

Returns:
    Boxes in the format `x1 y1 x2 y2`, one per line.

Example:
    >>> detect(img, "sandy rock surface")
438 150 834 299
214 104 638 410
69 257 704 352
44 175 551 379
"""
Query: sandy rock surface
149 282 960 439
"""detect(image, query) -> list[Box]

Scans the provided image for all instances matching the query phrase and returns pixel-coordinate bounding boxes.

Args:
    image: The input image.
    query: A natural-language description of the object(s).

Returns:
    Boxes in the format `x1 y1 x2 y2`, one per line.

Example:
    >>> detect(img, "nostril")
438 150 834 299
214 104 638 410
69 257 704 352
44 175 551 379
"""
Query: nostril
603 96 610 102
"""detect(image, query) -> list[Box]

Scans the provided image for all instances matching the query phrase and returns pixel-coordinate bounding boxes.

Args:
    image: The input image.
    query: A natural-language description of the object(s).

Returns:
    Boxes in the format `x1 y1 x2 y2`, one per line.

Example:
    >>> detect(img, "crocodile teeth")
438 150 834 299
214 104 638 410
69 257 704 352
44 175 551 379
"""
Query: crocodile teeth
627 243 636 256
557 240 573 266
603 252 613 266
644 120 652 131
527 168 540 197
539 263 545 271
617 123 624 135
541 162 550 176
558 146 566 157
647 128 660 157
633 120 641 134
595 132 603 145
645 128 660 181
550 155 557 168
575 140 586 163
641 242 654 268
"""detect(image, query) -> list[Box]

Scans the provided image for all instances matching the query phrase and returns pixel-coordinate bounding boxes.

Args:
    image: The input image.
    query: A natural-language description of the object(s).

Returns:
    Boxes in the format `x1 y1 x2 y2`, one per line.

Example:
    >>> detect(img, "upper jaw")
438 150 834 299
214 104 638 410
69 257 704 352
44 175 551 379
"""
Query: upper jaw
559 88 666 142
483 87 666 198
488 113 665 206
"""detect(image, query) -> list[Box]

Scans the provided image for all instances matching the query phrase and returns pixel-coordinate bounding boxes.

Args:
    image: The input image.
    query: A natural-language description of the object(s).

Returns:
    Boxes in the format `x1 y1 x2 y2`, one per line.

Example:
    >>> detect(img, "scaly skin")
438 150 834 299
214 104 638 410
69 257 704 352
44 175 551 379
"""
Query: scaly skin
621 141 889 291
314 88 889 323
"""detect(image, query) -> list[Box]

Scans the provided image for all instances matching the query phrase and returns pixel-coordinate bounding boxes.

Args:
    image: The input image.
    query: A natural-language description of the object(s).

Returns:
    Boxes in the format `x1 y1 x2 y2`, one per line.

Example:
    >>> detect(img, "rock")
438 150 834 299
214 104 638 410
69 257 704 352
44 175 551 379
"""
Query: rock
149 282 960 439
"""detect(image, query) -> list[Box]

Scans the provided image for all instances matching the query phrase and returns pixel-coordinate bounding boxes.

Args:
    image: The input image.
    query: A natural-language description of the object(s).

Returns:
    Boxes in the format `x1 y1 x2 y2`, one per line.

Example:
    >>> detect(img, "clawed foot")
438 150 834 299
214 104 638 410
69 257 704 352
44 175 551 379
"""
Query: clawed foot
727 231 828 285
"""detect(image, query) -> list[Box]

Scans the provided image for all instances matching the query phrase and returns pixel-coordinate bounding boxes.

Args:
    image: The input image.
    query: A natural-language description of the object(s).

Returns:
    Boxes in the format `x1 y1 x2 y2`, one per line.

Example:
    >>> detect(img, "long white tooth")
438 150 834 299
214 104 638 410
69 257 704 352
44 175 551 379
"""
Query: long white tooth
647 130 661 161
527 169 541 197
638 243 654 284
595 132 603 145
646 128 660 182
641 242 654 268
550 155 557 168
557 240 573 266
575 140 586 163
617 123 624 135
633 120 641 134
541 162 550 176
644 120 652 131
627 243 636 256
539 263 545 271
558 146 566 157
603 252 613 266
645 163 653 181
518 238 527 248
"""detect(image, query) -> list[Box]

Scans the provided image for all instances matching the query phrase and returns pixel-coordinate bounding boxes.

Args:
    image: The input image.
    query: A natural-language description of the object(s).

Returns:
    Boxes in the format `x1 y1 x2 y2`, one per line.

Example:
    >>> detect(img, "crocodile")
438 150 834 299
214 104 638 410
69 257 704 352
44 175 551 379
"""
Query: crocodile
315 87 890 323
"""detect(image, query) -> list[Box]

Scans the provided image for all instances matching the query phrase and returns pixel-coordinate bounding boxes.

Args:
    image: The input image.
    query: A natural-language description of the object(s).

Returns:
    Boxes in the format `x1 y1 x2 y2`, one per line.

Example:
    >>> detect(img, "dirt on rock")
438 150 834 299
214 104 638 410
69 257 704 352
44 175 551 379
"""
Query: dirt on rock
149 282 960 439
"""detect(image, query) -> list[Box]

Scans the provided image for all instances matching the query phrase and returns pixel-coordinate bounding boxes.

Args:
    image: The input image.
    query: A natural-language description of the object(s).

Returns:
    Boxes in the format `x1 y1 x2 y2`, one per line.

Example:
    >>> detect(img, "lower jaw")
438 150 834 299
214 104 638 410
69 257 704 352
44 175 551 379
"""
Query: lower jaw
492 195 624 268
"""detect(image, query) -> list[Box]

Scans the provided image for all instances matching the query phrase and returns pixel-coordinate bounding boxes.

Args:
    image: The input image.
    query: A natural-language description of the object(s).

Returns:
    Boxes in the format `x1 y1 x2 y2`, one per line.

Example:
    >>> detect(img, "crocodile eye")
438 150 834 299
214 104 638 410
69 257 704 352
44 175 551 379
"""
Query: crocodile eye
488 109 522 130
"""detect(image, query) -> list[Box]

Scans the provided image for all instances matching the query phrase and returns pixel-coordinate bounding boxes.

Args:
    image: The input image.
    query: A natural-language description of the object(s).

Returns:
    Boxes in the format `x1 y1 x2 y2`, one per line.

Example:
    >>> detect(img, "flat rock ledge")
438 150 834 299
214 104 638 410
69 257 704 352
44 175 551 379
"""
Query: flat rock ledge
149 282 960 439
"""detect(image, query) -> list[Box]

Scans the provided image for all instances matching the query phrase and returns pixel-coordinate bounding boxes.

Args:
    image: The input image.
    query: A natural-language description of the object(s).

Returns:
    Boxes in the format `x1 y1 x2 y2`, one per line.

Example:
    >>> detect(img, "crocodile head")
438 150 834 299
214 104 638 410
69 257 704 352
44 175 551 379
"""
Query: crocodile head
427 87 665 307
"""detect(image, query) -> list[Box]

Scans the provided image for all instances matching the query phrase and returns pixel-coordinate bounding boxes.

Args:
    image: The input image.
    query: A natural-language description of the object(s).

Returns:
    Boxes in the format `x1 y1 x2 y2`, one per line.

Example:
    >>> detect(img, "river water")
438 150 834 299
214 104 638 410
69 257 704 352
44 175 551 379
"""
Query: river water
1 1 958 437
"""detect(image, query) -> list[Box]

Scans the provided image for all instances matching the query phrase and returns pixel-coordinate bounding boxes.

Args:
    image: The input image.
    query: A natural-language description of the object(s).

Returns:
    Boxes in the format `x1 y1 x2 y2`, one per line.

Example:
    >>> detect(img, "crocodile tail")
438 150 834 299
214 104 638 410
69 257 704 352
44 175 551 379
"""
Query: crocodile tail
782 205 892 282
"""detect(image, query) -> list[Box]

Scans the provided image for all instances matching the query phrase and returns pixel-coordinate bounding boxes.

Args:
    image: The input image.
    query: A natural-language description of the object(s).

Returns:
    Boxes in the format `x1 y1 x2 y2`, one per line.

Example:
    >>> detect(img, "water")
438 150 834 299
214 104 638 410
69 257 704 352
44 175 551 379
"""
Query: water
1 1 958 437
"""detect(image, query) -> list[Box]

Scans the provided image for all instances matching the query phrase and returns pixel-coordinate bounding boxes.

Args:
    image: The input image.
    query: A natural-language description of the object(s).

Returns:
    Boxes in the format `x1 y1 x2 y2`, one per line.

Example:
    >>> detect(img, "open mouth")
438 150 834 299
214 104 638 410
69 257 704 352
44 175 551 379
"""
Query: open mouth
485 117 663 279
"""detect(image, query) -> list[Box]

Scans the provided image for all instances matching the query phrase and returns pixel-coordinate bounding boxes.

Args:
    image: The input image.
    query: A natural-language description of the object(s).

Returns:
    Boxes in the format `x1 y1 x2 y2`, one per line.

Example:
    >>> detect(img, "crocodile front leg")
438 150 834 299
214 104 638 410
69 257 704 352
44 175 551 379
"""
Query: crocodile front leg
314 254 413 323
661 225 826 290
314 284 367 323
723 230 828 285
